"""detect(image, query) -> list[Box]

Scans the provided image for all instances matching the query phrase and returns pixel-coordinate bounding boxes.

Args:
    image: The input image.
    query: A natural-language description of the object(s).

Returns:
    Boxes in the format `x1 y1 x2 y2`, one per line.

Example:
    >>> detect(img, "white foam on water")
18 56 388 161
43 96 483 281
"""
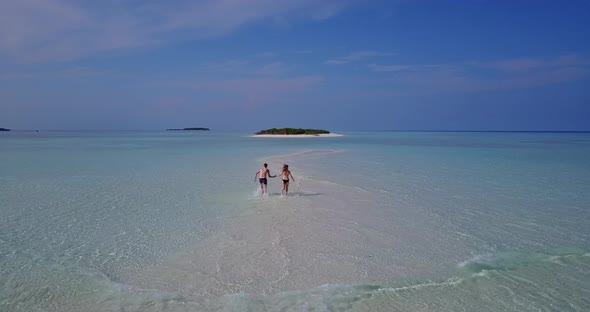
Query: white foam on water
250 188 262 198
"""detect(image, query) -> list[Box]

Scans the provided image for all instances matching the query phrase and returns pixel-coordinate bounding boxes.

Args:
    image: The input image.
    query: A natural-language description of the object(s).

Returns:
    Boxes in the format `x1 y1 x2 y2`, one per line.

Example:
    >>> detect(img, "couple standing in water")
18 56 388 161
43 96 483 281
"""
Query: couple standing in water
254 163 295 195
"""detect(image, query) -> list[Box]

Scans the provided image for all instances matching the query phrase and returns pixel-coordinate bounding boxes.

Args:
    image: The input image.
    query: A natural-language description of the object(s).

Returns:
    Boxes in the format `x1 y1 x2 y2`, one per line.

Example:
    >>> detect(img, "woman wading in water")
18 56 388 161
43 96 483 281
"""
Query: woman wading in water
280 164 295 195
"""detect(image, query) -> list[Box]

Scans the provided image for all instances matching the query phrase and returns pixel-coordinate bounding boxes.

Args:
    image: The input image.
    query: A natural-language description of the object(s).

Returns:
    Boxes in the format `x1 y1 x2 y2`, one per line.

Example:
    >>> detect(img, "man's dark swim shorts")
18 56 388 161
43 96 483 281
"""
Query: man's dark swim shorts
259 178 267 184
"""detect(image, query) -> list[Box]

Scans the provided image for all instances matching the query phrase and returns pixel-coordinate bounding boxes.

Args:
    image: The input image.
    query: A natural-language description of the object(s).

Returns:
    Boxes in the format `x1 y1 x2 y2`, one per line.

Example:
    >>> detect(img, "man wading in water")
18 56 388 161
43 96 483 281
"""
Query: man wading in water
254 163 276 195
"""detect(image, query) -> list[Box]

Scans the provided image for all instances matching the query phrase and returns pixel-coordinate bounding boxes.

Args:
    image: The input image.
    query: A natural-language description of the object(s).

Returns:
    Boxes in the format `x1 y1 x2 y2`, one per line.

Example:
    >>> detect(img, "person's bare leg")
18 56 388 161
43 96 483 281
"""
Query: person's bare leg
259 182 264 195
285 182 289 195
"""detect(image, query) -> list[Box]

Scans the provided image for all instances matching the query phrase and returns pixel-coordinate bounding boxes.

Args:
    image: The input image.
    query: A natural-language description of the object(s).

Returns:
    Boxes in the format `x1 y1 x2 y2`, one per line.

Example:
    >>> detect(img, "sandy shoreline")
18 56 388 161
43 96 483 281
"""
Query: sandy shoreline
250 133 344 138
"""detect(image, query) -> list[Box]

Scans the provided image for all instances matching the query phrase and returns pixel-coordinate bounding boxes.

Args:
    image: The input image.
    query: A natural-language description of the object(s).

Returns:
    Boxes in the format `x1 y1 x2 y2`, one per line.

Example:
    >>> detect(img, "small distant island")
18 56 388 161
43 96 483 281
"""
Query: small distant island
256 128 330 135
253 128 342 138
0 128 10 131
166 127 210 131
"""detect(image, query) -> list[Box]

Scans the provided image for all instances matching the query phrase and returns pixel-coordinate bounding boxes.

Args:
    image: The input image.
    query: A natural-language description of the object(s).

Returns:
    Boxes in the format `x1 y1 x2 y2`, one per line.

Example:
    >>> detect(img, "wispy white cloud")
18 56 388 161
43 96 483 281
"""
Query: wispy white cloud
468 54 590 73
0 65 110 80
199 60 289 76
0 0 151 62
162 76 323 108
0 0 357 63
255 51 277 58
368 63 454 73
255 62 289 75
325 50 394 65
0 71 35 80
368 63 411 72
199 60 253 74
375 54 590 94
153 96 191 108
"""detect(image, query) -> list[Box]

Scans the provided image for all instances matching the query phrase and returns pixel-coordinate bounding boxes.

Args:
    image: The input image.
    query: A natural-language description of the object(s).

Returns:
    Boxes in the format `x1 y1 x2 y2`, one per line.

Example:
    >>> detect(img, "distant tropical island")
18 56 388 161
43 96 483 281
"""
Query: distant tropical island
0 128 10 131
256 128 330 135
166 127 210 131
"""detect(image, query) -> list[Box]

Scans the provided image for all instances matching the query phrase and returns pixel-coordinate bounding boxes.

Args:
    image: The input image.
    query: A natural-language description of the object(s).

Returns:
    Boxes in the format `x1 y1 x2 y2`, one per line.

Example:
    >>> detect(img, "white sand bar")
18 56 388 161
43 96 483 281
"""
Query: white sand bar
251 133 344 138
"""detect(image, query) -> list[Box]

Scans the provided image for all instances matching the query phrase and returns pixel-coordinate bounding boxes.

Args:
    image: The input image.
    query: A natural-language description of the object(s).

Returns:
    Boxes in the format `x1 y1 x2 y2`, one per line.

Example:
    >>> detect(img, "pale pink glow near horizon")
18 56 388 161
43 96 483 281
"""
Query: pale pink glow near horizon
161 76 324 109
152 96 191 109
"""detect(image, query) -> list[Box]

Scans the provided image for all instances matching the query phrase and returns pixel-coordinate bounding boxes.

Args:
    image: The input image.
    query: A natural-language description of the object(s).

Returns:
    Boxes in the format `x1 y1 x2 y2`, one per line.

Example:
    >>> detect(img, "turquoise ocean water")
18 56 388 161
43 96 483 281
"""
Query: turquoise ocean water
1 131 589 311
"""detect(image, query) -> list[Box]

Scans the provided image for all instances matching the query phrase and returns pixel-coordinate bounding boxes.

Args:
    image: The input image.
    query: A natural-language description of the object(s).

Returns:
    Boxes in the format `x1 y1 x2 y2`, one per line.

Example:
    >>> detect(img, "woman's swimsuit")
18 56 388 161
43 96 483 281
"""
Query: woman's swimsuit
282 179 289 184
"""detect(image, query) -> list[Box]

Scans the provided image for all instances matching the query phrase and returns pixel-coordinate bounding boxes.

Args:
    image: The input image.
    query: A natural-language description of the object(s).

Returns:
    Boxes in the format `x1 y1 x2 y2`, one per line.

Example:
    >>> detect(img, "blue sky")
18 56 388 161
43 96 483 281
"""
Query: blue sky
1 0 589 131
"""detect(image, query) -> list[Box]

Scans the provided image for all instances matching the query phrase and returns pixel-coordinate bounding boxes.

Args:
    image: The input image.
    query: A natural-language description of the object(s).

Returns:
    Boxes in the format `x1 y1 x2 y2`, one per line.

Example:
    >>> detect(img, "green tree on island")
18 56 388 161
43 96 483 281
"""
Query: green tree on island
255 128 330 135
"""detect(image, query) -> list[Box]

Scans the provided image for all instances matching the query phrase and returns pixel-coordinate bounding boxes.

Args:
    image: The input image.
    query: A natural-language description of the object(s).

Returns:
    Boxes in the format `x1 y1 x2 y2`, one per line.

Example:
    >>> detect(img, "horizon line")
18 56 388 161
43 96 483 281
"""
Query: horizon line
2 129 590 133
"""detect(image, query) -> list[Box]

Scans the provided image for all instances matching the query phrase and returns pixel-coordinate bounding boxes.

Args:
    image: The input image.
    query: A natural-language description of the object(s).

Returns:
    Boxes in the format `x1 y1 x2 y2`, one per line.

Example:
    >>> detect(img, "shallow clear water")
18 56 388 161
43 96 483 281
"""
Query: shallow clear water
1 131 589 311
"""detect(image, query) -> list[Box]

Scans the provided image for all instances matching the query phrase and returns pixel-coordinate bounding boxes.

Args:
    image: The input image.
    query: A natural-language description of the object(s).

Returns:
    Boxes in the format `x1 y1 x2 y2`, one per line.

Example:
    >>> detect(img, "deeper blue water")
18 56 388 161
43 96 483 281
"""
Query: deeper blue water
1 131 589 311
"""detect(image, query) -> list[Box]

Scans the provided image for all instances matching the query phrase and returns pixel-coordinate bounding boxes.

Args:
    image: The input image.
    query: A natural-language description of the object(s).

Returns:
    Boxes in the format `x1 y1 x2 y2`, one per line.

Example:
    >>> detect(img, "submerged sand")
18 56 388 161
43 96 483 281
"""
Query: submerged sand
125 150 413 302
